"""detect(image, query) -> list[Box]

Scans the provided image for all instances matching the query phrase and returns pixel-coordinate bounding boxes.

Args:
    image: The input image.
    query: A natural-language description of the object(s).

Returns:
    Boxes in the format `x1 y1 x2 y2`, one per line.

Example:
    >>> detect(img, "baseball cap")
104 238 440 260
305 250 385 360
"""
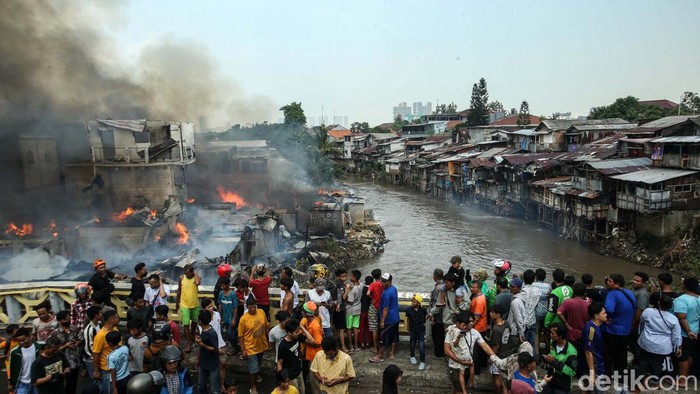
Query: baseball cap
314 278 326 290
450 256 462 264
510 277 523 288
381 273 392 282
413 294 423 303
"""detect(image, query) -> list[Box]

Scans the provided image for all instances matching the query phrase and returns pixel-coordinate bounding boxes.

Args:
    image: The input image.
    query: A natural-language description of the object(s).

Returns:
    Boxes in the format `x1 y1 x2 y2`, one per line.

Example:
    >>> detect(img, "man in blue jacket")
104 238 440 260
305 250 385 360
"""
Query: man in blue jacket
603 273 636 379
159 345 193 394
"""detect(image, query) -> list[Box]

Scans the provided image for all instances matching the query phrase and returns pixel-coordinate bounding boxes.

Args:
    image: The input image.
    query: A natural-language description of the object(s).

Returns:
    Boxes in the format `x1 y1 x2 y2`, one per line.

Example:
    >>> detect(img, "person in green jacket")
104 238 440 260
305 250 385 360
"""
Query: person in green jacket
543 323 577 393
8 327 44 394
486 259 511 307
544 269 573 328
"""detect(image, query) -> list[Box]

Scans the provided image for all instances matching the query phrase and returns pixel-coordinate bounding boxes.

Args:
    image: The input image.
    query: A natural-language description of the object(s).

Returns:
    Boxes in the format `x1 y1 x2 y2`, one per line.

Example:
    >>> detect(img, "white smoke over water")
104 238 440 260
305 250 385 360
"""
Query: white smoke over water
0 248 70 282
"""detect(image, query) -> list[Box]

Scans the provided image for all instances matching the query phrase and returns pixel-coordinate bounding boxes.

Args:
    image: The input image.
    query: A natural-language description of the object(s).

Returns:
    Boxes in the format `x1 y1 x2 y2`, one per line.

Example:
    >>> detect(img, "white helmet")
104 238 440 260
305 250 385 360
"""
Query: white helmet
492 259 511 275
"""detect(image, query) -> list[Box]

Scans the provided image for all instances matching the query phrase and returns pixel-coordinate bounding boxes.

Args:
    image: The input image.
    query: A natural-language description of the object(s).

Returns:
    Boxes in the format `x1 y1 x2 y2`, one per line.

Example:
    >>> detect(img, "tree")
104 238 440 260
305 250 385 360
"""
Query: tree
589 95 681 122
487 100 505 114
681 91 700 114
446 102 458 114
279 102 307 127
467 78 489 126
517 100 531 128
509 108 517 115
393 115 408 129
350 122 370 133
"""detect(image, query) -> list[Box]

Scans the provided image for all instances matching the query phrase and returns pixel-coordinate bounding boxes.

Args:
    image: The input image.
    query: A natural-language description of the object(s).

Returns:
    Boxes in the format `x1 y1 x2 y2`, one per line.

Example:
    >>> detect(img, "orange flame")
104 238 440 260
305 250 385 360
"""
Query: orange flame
111 207 135 222
47 220 58 237
313 201 325 207
216 186 247 207
317 188 329 195
5 223 33 237
175 222 189 244
186 198 196 204
149 210 157 220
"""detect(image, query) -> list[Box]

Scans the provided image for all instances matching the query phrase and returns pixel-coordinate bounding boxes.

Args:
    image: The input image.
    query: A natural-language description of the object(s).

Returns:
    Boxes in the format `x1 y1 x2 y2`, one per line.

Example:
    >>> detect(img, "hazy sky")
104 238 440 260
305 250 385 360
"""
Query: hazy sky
115 0 700 126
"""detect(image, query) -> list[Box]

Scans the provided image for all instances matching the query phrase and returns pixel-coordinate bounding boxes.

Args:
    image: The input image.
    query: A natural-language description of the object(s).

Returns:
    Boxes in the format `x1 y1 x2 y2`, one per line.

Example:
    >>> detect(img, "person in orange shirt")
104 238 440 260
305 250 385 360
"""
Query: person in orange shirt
1 324 20 382
469 280 488 375
300 301 323 394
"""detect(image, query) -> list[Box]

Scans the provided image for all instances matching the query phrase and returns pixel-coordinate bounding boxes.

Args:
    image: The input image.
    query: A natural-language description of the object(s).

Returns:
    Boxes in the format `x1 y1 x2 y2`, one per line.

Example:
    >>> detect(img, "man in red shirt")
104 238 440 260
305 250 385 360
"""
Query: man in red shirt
556 282 591 376
366 269 384 354
249 264 272 321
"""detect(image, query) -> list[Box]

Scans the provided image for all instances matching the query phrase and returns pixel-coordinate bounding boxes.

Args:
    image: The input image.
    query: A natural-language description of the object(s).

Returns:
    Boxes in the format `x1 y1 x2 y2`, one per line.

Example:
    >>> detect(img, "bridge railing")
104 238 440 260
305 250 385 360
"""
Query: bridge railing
0 281 430 335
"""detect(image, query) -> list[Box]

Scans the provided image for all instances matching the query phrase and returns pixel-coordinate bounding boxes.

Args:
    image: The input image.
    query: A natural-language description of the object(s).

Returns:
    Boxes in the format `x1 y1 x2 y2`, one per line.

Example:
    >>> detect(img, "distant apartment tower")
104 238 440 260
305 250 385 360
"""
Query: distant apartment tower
392 102 412 120
412 102 433 117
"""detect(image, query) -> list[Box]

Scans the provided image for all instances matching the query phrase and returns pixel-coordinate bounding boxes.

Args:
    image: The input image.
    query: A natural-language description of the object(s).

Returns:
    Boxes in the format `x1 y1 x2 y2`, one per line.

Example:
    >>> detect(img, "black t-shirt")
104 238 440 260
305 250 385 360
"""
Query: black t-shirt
130 277 146 299
277 337 302 379
199 328 220 371
127 306 151 331
649 290 679 309
585 287 605 304
31 353 68 394
361 285 371 313
336 280 346 311
405 306 428 335
447 267 467 288
89 270 116 295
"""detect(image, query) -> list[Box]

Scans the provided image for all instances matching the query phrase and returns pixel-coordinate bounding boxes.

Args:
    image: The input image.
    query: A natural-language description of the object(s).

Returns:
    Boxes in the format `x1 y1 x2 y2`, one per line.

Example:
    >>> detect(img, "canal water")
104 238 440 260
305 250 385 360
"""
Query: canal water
344 179 663 292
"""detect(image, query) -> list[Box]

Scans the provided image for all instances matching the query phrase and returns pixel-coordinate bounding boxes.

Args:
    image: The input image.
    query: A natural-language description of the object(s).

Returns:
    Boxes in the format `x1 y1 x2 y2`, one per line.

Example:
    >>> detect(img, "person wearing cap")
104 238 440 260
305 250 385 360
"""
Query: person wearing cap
71 283 93 332
369 273 400 363
306 278 332 337
88 259 128 309
486 259 511 308
300 302 323 393
508 277 528 344
405 293 428 370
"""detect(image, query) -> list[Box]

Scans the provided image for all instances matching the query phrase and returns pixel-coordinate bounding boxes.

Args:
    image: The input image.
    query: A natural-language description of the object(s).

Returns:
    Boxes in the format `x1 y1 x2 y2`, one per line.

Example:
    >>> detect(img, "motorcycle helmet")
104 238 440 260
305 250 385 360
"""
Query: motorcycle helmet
160 345 182 363
125 373 154 394
74 282 89 296
152 321 171 341
217 264 233 278
492 259 512 275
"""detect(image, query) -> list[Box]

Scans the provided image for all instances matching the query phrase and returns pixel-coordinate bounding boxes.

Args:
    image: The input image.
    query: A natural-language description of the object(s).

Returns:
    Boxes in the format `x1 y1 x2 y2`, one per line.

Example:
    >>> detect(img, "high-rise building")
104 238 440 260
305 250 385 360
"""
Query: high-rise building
333 116 349 127
412 102 433 117
392 102 412 120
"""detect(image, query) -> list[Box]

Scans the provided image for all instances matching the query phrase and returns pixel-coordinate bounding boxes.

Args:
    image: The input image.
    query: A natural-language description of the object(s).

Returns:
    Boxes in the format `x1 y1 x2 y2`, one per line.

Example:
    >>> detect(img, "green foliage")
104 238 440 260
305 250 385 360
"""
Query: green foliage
393 115 408 130
487 100 505 114
467 78 490 126
434 102 458 114
517 100 530 127
588 95 690 122
681 91 700 114
279 101 307 126
350 122 369 133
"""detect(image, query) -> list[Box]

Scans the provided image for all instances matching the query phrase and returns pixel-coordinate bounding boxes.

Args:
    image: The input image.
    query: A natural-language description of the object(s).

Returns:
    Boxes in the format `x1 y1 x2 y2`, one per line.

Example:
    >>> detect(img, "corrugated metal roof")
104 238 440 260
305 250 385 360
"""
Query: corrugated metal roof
638 116 699 129
568 123 637 132
650 136 700 143
619 138 653 144
531 176 572 186
97 119 146 132
539 118 628 131
509 129 536 136
587 158 652 170
567 188 600 199
610 168 700 184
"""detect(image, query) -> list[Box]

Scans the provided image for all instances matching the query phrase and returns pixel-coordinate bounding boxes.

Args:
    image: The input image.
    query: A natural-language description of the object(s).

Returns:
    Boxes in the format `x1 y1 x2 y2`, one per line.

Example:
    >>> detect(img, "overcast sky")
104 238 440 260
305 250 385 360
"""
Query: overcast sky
116 0 700 126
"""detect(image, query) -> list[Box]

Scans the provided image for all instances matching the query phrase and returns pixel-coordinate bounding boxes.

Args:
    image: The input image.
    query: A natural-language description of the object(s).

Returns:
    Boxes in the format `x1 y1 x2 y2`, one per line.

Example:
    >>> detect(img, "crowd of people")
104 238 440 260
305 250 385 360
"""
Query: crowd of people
1 256 699 394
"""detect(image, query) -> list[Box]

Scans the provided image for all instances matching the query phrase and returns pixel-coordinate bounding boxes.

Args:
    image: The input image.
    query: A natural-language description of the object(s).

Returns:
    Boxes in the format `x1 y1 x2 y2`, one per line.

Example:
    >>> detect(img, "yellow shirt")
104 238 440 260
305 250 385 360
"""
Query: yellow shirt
180 275 199 308
310 350 355 394
237 309 269 356
92 326 120 371
271 386 299 394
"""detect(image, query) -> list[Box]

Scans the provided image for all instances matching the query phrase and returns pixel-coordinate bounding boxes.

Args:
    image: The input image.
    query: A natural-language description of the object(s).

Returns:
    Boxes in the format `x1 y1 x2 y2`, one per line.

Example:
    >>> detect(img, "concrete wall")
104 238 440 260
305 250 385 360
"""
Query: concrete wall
103 165 185 210
297 208 344 237
19 136 60 188
636 209 700 237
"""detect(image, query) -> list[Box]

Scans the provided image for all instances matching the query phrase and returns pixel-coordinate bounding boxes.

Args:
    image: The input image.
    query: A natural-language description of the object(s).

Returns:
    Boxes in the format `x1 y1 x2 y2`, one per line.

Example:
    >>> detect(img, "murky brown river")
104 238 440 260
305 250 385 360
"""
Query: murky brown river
345 179 662 292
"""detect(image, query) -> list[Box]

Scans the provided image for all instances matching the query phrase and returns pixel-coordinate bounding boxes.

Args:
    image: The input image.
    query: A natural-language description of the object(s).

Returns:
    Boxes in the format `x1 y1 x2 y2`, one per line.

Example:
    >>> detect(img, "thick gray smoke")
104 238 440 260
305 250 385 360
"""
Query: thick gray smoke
0 0 274 210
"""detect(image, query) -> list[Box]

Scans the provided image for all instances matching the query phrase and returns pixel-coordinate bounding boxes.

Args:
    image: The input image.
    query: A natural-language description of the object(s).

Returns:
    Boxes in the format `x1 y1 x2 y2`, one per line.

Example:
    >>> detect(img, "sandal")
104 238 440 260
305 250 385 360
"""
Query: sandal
369 356 384 363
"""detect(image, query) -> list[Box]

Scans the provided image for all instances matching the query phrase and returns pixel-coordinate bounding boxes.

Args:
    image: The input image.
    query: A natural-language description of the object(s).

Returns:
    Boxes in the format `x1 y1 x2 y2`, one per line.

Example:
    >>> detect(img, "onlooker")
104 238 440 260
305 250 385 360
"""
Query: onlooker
444 312 495 394
638 295 681 389
143 321 177 372
487 259 511 307
88 259 128 308
447 255 468 289
176 264 201 353
429 269 446 358
556 283 591 377
70 282 93 332
307 278 332 337
80 305 102 378
238 297 269 394
8 327 40 394
310 336 356 394
201 299 227 392
127 319 150 376
92 309 120 394
542 323 577 393
106 331 130 394
581 274 604 304
603 273 635 378
494 277 512 319
544 269 571 329
405 294 427 370
370 273 400 363
508 278 527 343
511 352 551 394
360 275 373 348
489 304 519 394
280 267 301 313
582 303 607 389
31 336 69 394
367 268 384 354
48 310 80 393
155 305 181 346
630 271 650 364
469 280 488 334
533 268 552 355
270 310 291 361
144 274 170 319
32 301 58 343
272 369 299 394
300 302 323 394
159 345 194 394
649 272 678 309
521 270 541 354
673 276 699 386
130 262 148 302
2 324 20 382
280 278 296 315
345 269 363 353
250 264 272 321
333 268 349 353
126 293 151 333
276 318 314 394
381 364 403 394
217 277 239 345
196 309 221 394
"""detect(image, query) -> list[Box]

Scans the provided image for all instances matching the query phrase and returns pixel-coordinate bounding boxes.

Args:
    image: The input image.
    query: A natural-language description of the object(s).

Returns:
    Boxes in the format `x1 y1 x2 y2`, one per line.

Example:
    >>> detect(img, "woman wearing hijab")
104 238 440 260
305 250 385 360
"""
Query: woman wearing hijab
382 364 403 394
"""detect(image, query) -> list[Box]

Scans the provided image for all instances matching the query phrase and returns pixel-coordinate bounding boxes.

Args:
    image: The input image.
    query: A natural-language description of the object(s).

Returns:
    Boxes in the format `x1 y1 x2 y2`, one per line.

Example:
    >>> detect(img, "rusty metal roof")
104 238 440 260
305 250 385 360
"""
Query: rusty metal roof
531 176 572 187
610 168 699 184
566 188 600 199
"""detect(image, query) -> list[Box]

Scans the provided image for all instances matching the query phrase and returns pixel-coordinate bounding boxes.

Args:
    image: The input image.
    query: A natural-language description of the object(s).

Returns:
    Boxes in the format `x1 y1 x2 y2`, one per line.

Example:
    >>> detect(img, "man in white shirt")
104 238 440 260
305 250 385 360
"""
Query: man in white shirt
144 274 170 318
307 278 333 337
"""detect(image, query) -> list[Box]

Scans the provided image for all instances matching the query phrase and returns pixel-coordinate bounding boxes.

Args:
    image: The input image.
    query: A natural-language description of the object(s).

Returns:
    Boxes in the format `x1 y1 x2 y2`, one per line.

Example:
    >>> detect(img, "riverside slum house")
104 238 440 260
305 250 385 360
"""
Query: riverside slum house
338 115 700 245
